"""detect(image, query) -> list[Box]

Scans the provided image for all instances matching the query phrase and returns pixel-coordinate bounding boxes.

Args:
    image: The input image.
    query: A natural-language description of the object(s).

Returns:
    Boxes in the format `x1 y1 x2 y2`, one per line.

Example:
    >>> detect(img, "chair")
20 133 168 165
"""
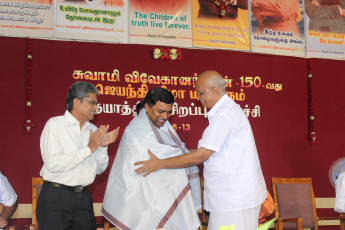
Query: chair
272 177 345 230
199 177 208 230
25 178 109 230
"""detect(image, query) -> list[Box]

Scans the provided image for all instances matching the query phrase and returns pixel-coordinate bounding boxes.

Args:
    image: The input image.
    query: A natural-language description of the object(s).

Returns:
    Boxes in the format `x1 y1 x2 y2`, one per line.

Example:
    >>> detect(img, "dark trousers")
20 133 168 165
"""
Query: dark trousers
36 182 97 230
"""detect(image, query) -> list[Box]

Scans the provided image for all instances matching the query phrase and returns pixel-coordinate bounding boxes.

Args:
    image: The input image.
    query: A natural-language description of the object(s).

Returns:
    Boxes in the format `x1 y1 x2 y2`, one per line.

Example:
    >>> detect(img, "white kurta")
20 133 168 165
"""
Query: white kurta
198 95 267 212
102 110 201 230
0 172 17 206
335 171 345 213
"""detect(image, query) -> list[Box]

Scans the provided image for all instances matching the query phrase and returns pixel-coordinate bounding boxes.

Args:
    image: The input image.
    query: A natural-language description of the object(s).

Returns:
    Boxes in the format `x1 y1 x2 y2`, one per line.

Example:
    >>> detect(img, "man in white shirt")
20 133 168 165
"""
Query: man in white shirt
335 171 345 213
135 70 267 230
0 172 18 229
102 88 201 230
37 81 120 230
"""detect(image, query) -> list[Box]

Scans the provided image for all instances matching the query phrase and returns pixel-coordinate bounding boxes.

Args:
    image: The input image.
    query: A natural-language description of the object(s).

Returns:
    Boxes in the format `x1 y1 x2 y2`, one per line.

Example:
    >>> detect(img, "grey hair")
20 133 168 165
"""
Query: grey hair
66 81 98 112
199 70 227 92
214 74 227 92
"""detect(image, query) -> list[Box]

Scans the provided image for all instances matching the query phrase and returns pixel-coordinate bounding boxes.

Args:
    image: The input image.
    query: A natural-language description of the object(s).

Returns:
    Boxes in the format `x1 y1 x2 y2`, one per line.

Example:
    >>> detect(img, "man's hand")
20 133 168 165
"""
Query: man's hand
0 217 7 228
0 200 18 229
88 125 107 153
101 126 120 147
134 149 161 177
312 0 320 6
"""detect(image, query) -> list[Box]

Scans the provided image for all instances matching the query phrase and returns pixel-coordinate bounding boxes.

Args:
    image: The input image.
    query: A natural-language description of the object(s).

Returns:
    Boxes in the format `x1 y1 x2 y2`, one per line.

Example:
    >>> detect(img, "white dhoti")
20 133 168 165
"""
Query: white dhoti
335 171 345 213
102 111 201 230
208 205 261 230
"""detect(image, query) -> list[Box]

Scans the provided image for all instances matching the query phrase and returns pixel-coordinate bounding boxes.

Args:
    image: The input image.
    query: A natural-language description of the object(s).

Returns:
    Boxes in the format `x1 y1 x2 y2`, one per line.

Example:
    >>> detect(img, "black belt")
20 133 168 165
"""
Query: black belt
45 181 87 193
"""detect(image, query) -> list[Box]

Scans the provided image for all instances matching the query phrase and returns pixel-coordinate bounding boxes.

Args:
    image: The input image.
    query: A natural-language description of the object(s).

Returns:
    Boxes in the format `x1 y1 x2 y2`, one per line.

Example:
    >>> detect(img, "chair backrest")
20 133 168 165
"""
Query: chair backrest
272 178 318 230
31 177 43 228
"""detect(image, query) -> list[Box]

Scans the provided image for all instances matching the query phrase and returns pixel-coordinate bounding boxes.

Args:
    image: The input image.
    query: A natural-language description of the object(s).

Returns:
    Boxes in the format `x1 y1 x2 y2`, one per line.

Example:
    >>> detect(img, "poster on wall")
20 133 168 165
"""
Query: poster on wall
129 0 192 47
250 0 306 57
0 0 54 38
304 0 345 59
192 0 250 50
55 0 128 43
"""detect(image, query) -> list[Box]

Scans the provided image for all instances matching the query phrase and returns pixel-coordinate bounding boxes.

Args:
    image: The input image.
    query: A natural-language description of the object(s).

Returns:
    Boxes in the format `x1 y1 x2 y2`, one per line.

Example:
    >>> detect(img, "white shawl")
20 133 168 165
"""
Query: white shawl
102 110 201 230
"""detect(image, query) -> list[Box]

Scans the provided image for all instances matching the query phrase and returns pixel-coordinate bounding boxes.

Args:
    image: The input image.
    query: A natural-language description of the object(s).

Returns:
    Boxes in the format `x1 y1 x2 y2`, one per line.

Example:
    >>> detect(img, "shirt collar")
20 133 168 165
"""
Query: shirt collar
64 110 90 129
207 94 228 119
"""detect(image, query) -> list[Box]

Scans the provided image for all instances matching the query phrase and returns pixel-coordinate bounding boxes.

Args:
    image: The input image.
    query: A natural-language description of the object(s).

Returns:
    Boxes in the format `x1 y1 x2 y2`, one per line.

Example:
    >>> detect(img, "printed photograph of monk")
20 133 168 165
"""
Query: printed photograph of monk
251 0 303 37
305 0 345 34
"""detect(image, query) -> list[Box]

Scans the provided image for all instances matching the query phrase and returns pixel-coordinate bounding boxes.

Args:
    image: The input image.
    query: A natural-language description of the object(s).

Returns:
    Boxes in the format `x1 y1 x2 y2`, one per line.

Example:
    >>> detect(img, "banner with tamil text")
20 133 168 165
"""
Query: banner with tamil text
62 45 289 147
0 0 53 38
1 38 307 217
55 0 127 43
250 0 306 57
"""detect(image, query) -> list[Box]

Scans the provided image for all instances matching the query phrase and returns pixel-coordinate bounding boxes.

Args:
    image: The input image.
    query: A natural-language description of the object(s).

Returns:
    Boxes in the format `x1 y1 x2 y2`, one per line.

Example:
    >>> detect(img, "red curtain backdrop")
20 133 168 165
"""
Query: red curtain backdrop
1 37 345 228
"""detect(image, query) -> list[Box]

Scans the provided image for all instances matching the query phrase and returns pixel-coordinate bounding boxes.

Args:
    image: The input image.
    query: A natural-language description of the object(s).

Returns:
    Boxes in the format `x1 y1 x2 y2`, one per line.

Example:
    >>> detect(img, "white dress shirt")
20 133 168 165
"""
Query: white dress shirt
0 172 17 206
40 110 109 187
198 94 267 211
335 171 345 213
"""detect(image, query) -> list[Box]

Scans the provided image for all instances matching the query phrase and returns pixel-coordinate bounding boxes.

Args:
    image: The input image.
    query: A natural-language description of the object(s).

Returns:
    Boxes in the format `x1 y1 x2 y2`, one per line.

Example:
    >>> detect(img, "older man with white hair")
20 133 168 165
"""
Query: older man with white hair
135 70 267 230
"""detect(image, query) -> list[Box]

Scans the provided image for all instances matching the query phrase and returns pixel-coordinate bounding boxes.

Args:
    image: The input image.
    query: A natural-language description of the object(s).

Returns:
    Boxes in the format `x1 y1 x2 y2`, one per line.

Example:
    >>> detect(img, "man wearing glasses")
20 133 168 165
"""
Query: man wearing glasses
37 81 120 230
135 71 267 230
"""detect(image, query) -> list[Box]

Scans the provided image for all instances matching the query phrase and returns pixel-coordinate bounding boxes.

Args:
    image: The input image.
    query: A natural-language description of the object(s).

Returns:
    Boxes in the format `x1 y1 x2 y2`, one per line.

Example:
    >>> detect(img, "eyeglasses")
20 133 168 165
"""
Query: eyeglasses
81 99 98 106
196 90 204 97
